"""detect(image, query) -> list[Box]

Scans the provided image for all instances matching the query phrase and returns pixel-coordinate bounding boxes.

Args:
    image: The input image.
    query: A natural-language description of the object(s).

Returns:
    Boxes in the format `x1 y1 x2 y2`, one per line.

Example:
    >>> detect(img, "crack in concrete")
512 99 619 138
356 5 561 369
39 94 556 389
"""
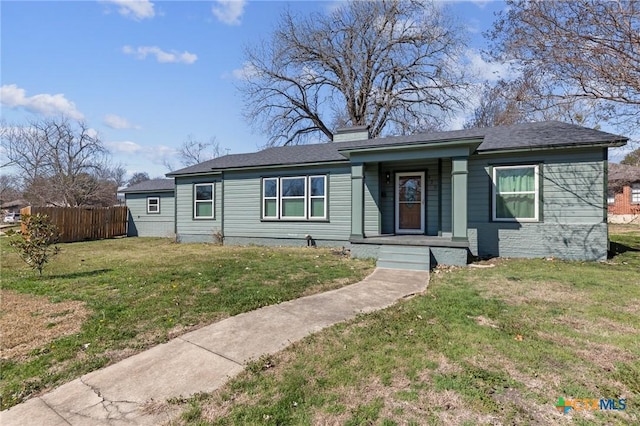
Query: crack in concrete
178 337 245 366
78 377 142 422
39 397 73 425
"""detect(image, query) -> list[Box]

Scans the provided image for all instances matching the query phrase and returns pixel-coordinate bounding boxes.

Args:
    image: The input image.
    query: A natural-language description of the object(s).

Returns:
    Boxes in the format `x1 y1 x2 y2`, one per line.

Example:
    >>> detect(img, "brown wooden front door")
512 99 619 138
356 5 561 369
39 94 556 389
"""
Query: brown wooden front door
395 172 425 234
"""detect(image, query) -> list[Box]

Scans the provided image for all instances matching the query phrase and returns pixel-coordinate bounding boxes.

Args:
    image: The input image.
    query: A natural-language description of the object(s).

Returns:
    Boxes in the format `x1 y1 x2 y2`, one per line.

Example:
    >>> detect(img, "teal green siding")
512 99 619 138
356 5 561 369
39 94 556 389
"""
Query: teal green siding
175 176 222 242
468 148 608 260
125 192 175 237
364 163 381 236
222 165 352 242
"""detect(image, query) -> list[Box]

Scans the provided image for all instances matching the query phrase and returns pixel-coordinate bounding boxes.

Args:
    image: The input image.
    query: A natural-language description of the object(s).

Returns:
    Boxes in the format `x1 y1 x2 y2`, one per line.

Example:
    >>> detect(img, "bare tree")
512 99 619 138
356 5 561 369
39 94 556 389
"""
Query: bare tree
465 71 599 129
178 135 221 166
0 117 120 207
488 0 640 133
127 172 150 187
240 0 468 146
164 135 222 171
0 174 22 204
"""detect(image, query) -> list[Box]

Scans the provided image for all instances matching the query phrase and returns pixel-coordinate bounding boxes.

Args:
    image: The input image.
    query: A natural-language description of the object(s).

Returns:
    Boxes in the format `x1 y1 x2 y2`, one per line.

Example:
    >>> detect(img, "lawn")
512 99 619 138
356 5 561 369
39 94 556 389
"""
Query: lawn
172 225 640 425
0 237 374 410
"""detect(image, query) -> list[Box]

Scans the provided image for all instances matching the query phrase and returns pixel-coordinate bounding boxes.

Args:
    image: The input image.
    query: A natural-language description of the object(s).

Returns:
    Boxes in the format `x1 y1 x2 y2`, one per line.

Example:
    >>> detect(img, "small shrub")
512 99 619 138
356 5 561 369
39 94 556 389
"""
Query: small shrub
8 213 60 276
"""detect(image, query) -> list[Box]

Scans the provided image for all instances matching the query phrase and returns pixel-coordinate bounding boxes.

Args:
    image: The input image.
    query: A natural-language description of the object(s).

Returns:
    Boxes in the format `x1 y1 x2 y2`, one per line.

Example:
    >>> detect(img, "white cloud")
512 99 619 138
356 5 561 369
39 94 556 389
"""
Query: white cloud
105 140 143 154
212 0 246 26
464 49 517 83
0 84 84 119
101 0 155 20
122 45 198 64
104 114 140 129
106 140 178 166
230 62 259 80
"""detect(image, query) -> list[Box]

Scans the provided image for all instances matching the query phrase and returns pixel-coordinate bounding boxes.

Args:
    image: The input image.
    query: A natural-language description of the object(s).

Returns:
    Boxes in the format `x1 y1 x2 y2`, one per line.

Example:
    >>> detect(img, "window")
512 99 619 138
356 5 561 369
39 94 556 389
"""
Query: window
632 184 640 204
194 183 214 219
147 197 160 214
309 176 327 218
261 175 327 220
263 178 279 218
281 177 306 218
492 165 539 222
607 191 615 205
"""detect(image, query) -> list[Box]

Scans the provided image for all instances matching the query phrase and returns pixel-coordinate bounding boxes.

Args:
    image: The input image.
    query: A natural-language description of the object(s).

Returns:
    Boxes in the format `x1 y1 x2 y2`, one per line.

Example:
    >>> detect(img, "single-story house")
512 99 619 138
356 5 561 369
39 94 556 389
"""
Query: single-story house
608 162 640 223
128 121 627 269
1 199 28 214
122 179 175 237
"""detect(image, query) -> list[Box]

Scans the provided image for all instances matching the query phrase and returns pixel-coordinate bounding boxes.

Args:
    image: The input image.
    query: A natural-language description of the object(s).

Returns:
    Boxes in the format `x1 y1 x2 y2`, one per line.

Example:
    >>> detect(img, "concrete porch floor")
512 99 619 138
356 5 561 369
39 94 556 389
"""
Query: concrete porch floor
350 234 469 248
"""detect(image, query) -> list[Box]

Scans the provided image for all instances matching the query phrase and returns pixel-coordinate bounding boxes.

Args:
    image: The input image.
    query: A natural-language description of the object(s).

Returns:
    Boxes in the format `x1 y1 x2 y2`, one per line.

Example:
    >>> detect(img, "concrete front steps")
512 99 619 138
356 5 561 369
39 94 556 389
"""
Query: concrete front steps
376 245 431 271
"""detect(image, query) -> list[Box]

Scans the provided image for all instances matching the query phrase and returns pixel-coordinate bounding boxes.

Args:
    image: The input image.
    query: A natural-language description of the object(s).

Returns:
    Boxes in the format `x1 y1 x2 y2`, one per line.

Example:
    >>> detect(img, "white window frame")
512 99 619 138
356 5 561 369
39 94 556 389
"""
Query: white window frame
280 176 307 219
262 177 279 219
261 175 328 221
607 191 615 205
147 196 160 214
632 183 640 204
492 164 539 222
308 175 327 219
194 183 214 219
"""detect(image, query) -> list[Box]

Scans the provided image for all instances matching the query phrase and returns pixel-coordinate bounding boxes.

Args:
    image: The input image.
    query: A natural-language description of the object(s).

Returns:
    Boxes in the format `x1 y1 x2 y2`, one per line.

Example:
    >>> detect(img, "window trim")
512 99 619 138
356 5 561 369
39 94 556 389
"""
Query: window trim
492 164 540 222
262 177 279 219
193 183 215 219
632 183 640 204
147 196 160 214
308 175 327 219
261 175 328 221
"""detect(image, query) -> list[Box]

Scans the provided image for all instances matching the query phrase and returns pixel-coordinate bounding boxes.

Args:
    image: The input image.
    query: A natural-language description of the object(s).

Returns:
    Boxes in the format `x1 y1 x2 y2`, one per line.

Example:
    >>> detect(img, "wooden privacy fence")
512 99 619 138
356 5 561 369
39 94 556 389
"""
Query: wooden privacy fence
20 206 128 243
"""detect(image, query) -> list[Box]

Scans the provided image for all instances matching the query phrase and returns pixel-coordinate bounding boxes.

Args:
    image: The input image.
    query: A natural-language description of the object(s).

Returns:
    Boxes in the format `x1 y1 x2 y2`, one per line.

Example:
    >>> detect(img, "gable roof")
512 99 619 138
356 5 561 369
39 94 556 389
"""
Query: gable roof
122 178 174 193
167 121 627 176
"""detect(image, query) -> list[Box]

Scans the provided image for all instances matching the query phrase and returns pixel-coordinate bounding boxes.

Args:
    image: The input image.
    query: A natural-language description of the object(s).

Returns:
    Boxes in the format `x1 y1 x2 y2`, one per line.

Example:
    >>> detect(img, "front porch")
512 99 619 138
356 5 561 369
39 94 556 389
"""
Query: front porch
338 138 480 268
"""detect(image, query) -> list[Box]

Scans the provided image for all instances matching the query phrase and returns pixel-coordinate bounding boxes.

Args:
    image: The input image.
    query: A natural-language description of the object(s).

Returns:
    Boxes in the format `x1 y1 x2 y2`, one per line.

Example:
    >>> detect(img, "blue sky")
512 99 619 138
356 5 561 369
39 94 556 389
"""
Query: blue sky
1 1 629 180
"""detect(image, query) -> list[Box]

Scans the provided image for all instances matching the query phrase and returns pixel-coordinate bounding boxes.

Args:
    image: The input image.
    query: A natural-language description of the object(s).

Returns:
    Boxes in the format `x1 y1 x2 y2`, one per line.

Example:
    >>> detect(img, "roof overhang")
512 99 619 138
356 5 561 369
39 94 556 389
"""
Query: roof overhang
476 140 627 155
338 138 483 163
122 188 174 194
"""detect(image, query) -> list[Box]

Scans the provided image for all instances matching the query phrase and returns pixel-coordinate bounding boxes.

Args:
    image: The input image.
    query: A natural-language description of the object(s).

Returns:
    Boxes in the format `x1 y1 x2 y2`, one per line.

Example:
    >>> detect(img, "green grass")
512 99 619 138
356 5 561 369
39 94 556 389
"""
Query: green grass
175 227 640 425
0 237 374 410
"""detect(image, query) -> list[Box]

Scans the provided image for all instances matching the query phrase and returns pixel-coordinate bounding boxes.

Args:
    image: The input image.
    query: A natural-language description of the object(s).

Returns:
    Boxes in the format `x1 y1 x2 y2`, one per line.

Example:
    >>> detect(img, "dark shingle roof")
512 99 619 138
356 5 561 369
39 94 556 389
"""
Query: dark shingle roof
122 178 174 193
167 143 347 176
167 121 627 176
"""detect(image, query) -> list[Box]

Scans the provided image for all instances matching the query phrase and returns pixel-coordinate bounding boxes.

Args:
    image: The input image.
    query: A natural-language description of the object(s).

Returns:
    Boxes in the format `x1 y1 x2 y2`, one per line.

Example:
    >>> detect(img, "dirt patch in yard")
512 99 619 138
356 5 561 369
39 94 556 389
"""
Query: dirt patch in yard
0 290 90 361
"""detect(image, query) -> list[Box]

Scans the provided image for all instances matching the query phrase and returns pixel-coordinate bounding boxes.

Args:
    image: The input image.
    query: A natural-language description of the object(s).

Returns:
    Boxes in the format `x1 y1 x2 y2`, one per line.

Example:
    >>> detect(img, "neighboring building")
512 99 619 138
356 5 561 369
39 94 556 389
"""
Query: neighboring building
1 199 28 214
122 179 175 237
608 162 640 223
156 121 627 268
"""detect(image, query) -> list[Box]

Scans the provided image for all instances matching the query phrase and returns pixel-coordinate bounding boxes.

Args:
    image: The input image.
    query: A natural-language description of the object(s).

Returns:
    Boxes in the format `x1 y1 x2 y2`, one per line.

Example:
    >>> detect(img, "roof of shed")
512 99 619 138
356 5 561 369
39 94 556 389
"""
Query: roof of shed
167 121 627 176
121 178 174 193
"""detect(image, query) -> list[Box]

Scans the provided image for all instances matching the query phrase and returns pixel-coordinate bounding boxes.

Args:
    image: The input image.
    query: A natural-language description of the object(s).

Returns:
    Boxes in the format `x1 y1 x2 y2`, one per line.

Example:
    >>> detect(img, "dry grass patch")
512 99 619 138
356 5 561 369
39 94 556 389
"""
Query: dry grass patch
473 275 588 306
0 290 90 361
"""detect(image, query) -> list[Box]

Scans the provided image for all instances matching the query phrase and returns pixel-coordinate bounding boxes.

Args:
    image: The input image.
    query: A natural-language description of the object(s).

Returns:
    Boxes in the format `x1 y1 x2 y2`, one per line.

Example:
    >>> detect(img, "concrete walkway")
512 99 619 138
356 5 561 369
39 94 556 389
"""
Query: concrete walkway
1 268 429 425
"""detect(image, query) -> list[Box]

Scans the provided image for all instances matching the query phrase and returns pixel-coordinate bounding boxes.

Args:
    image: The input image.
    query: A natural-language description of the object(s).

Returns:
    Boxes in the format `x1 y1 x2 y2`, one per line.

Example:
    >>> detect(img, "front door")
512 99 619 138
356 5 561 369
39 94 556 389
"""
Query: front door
395 172 425 234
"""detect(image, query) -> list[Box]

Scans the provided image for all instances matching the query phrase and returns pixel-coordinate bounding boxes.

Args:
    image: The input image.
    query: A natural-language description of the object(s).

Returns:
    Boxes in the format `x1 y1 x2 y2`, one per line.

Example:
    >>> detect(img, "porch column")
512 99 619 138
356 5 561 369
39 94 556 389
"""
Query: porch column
351 163 364 239
451 156 468 241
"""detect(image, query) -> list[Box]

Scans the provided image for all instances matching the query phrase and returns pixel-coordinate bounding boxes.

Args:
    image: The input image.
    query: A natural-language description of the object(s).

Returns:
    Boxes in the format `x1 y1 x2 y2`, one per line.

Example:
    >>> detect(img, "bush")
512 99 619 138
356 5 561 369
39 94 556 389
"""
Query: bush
9 213 60 276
